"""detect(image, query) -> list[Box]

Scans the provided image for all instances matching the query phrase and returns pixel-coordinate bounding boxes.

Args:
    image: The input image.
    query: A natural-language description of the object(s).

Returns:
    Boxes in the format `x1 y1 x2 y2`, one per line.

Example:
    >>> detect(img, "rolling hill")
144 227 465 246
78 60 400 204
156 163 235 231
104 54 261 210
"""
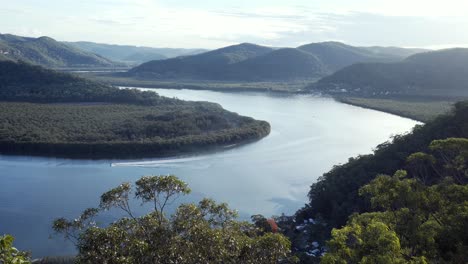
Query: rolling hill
128 42 424 81
128 43 274 79
310 48 468 99
66 41 208 65
224 48 327 80
297 42 401 72
0 34 116 68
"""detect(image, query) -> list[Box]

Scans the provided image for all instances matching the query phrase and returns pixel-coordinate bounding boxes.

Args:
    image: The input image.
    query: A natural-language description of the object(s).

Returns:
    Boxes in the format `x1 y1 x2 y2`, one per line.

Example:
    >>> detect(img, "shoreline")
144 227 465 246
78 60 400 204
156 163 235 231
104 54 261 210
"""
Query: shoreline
123 82 433 122
119 81 433 122
0 133 269 161
79 73 311 94
91 75 443 122
334 97 424 122
333 96 454 123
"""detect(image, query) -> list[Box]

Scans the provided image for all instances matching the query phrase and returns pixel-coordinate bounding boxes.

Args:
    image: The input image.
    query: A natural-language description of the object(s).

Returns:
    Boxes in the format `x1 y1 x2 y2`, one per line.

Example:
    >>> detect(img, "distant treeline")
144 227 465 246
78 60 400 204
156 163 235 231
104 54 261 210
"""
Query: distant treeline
0 60 173 105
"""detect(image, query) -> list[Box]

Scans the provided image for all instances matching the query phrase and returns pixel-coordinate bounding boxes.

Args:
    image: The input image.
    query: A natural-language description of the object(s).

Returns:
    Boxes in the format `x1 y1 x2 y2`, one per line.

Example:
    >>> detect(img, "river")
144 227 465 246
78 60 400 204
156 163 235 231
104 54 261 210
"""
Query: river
0 89 420 257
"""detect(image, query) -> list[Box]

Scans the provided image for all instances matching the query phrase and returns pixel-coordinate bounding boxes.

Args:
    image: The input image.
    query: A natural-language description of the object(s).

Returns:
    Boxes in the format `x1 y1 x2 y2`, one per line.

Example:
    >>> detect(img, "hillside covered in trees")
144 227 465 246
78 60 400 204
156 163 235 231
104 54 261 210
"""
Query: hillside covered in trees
0 60 171 104
287 101 468 263
310 48 468 99
0 61 270 158
0 34 117 68
127 42 423 81
128 43 274 80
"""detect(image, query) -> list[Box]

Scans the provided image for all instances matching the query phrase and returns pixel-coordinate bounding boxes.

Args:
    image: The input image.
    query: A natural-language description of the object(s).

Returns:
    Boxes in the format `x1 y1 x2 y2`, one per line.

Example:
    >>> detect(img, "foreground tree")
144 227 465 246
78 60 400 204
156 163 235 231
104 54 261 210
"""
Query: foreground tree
53 175 296 264
322 139 468 263
0 234 30 264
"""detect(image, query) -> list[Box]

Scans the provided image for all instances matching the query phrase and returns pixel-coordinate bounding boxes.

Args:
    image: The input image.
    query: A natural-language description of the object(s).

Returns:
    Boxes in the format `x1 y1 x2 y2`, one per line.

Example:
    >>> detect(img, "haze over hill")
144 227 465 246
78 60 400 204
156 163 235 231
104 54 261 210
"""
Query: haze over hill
128 42 425 81
66 41 208 65
129 43 274 79
297 42 426 72
0 34 116 68
311 48 468 99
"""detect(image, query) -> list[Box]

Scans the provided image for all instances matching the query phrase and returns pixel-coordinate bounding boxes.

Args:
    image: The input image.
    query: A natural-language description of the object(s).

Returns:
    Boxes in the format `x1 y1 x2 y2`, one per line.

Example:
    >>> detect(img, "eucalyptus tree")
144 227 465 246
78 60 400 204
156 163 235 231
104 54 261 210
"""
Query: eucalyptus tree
0 234 30 264
53 175 296 264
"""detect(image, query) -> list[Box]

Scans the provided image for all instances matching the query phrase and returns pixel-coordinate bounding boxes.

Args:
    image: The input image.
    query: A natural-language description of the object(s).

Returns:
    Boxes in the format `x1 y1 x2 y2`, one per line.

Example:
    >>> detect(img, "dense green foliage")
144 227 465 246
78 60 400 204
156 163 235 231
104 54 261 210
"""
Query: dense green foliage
128 42 420 81
0 234 30 264
66 41 207 65
0 61 270 158
0 102 269 158
323 138 468 263
53 175 296 264
311 48 468 99
0 34 115 68
287 101 468 263
302 102 468 228
0 61 168 105
32 256 75 264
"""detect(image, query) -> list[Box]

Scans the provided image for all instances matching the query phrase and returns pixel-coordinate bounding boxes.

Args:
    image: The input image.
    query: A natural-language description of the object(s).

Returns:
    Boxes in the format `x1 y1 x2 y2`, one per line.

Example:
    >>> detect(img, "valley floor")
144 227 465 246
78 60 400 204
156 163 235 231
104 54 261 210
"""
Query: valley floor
78 72 314 93
335 97 455 122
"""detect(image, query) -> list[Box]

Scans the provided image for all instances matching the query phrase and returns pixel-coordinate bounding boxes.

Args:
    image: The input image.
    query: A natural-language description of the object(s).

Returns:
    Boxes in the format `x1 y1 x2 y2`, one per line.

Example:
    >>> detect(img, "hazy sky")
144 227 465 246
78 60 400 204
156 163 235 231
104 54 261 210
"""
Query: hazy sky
2 0 468 49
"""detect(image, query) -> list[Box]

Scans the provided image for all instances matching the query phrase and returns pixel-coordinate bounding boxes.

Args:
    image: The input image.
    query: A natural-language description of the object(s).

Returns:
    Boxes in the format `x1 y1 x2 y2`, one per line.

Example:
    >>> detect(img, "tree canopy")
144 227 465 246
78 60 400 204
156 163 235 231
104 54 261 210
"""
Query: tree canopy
0 61 270 158
53 175 297 264
0 234 30 264
322 138 468 263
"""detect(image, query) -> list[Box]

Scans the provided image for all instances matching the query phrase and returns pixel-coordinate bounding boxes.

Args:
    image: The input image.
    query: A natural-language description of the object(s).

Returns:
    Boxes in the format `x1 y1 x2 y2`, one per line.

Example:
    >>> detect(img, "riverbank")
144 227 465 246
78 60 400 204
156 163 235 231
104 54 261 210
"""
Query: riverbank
78 72 454 122
78 72 312 93
0 102 270 160
335 96 454 122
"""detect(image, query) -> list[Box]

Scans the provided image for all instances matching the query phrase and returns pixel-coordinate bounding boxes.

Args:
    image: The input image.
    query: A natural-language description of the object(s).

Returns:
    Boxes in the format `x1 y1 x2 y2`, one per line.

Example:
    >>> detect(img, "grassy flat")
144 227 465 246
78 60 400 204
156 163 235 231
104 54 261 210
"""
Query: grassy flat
336 97 454 122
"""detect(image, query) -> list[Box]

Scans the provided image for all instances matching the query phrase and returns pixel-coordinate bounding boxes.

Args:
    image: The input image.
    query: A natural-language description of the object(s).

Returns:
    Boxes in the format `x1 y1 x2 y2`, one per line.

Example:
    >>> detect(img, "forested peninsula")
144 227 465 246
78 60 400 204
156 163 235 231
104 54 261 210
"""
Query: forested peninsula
0 61 270 159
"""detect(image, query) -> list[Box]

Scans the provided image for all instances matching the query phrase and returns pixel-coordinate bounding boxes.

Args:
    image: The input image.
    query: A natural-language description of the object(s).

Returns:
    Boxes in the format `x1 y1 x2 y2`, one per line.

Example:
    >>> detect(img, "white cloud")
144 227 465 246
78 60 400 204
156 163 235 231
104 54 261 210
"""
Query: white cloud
1 0 468 49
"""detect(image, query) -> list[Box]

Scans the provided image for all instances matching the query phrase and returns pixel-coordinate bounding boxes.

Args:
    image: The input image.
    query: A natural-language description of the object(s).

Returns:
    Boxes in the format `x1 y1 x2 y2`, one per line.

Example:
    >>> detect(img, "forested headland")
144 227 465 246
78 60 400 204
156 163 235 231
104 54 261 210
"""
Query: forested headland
285 101 468 263
0 61 270 159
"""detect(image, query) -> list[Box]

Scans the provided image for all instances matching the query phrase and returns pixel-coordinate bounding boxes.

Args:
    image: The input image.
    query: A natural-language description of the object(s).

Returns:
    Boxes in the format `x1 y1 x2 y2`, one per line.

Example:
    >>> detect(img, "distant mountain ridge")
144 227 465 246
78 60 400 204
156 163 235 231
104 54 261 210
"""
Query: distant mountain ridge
128 43 274 79
65 41 208 65
310 48 468 99
0 34 116 68
129 42 425 81
297 42 419 72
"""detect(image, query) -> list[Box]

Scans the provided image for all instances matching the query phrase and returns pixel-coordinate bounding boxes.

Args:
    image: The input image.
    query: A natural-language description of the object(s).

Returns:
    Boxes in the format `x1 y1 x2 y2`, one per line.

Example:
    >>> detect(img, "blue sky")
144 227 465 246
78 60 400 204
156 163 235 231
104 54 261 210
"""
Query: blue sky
1 0 468 49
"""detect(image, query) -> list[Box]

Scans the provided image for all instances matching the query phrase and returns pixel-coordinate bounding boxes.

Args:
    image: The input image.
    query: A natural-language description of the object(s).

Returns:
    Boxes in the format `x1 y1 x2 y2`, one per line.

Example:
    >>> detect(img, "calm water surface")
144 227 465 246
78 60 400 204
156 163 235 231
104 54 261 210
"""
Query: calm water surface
0 89 420 257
